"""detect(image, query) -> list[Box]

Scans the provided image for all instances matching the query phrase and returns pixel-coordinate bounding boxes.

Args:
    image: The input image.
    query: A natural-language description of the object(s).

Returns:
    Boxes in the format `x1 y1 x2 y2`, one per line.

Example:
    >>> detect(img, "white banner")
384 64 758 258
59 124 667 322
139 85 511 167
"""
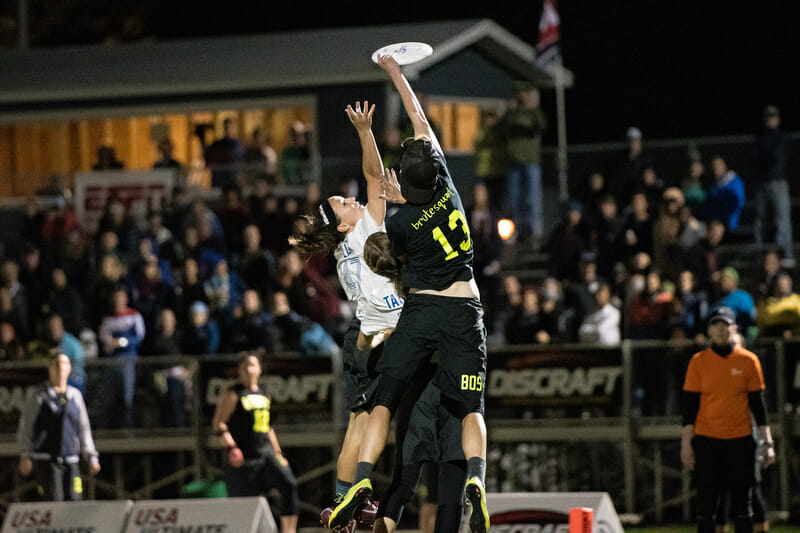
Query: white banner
2 500 132 533
123 497 276 533
479 492 623 533
73 169 175 234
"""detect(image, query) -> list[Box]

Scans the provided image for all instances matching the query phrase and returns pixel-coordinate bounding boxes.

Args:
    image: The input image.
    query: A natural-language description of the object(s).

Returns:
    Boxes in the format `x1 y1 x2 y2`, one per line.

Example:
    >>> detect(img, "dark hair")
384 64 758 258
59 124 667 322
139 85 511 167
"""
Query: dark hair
363 232 405 296
291 211 344 259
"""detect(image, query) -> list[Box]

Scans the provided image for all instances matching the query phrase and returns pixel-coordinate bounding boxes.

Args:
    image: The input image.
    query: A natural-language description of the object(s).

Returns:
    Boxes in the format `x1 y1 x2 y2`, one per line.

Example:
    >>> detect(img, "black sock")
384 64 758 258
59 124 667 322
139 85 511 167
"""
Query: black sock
354 461 374 484
466 457 486 483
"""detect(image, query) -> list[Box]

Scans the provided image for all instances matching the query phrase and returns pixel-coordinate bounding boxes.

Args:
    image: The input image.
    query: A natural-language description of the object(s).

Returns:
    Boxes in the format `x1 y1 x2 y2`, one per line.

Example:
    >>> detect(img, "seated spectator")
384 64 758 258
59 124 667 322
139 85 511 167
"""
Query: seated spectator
682 159 708 217
544 200 589 281
0 286 28 341
0 322 25 360
275 249 341 336
142 210 179 267
756 271 800 338
703 155 745 231
130 255 176 340
96 200 138 258
243 128 279 184
637 166 666 214
271 291 339 357
98 288 145 429
578 282 621 345
204 257 245 336
215 184 252 256
153 137 184 173
88 254 126 329
203 117 245 188
495 275 523 341
19 245 50 325
652 187 685 280
681 219 725 291
712 267 757 340
593 193 625 280
176 257 207 324
44 267 85 336
620 191 654 260
2 259 29 327
247 175 274 222
468 182 502 333
756 249 783 300
504 286 553 345
59 228 93 295
183 301 220 356
668 270 709 341
563 252 600 341
228 289 274 352
626 269 673 339
580 170 608 225
28 314 86 393
233 224 276 306
539 277 571 343
142 308 189 427
93 144 124 170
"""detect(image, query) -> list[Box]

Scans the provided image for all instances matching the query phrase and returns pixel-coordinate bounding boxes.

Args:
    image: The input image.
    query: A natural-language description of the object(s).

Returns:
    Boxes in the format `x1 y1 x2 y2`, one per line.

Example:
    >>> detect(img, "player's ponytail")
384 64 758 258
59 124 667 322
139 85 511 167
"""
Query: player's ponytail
363 232 405 296
291 206 344 259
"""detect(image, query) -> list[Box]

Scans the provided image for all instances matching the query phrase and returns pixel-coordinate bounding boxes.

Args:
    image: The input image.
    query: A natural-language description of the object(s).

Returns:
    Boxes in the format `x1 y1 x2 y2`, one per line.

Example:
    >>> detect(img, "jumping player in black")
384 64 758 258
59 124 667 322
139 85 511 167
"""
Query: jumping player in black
329 53 489 533
212 353 299 533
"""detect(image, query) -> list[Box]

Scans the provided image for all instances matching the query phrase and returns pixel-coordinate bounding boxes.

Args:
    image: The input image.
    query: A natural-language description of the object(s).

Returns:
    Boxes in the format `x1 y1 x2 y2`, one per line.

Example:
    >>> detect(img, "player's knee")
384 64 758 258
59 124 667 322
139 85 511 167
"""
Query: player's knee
372 375 409 415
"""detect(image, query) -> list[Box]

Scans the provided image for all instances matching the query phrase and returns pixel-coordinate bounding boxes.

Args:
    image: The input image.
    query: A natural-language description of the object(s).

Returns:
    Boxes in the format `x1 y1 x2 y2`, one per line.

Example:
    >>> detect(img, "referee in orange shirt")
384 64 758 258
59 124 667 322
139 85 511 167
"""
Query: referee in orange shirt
681 306 776 533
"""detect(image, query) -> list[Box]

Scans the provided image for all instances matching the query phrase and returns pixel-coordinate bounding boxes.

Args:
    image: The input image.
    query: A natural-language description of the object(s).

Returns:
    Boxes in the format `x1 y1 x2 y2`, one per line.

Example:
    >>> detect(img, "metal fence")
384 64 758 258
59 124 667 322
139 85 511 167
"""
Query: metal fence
0 339 798 526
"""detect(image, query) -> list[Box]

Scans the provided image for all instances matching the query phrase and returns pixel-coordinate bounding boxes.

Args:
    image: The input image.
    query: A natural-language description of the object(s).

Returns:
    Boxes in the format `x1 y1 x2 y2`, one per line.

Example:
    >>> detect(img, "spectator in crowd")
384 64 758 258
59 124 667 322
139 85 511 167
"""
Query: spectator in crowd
215 184 252 256
204 117 245 188
637 166 666 214
681 219 726 292
669 270 709 342
153 137 184 175
183 301 220 356
578 282 621 345
472 107 507 213
44 314 86 394
608 127 655 208
228 289 274 353
0 286 28 341
129 254 176 340
756 271 800 338
96 200 138 258
652 187 686 281
271 291 339 357
467 183 502 334
500 81 547 244
247 175 274 223
176 257 207 324
564 252 600 341
544 200 589 282
142 308 189 427
593 193 625 281
0 322 25 360
757 249 783 300
495 275 523 342
233 224 276 307
504 286 554 345
751 105 793 264
141 210 177 265
626 269 673 340
2 259 28 323
19 245 50 324
581 170 608 225
43 267 85 337
703 155 746 232
88 254 126 329
256 194 294 256
98 288 145 429
682 159 708 217
59 228 93 295
204 257 245 337
17 352 100 501
539 277 570 343
92 144 124 170
712 267 757 341
243 127 279 184
280 122 312 185
621 191 654 260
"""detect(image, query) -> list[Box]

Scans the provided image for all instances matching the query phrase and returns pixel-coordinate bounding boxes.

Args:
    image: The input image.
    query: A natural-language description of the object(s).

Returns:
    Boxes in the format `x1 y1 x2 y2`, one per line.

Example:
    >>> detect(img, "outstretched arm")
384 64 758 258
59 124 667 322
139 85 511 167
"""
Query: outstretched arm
345 101 386 224
376 54 442 154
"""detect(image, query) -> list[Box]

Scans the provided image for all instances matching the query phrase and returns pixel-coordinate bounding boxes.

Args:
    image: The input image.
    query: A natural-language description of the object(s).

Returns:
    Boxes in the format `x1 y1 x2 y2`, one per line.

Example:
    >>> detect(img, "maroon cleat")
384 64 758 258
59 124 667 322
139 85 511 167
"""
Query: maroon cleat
321 506 357 532
356 498 379 527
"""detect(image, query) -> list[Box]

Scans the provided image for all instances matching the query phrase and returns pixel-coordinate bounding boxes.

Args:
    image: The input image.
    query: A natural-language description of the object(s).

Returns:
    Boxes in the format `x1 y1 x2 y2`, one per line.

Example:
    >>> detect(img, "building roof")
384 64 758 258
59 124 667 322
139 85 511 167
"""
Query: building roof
0 18 573 108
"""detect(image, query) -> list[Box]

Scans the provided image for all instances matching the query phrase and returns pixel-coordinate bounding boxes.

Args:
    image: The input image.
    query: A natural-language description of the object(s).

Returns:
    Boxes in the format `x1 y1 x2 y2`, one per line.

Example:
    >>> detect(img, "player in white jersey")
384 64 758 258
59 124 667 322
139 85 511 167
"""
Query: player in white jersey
292 101 403 527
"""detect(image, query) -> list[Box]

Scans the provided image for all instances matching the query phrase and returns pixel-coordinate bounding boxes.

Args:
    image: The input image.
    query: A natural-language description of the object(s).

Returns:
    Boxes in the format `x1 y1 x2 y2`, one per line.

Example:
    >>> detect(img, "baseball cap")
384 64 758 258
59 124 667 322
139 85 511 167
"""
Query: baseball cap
708 306 736 325
626 127 642 140
398 138 441 205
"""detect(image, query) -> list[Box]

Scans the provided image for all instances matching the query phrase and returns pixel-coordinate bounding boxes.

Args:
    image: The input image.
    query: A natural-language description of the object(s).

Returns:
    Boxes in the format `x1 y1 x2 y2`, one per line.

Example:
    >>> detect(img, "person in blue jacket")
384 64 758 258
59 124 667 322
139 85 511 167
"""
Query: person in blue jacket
704 155 745 231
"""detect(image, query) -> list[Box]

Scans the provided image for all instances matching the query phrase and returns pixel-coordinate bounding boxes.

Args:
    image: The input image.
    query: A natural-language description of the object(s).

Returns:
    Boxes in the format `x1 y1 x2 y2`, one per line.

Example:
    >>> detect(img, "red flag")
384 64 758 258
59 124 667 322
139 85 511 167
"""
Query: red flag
536 0 561 68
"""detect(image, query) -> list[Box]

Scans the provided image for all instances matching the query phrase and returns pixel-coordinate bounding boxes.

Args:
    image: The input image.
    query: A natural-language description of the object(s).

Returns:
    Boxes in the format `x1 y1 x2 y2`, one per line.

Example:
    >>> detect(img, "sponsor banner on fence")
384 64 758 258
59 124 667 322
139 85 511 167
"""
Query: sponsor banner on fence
73 169 175 234
477 492 623 533
486 348 623 417
124 497 275 533
200 356 335 425
2 500 132 533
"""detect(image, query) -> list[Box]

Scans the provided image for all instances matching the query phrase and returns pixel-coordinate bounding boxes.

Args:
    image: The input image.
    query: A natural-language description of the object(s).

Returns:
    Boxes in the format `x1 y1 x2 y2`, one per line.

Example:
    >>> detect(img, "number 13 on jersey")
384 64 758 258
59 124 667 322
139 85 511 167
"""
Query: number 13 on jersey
432 209 471 261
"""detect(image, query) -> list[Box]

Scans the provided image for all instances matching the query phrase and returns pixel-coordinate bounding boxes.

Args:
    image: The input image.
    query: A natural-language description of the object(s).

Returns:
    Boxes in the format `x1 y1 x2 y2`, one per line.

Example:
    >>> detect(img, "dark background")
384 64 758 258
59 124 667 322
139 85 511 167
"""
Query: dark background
7 0 799 143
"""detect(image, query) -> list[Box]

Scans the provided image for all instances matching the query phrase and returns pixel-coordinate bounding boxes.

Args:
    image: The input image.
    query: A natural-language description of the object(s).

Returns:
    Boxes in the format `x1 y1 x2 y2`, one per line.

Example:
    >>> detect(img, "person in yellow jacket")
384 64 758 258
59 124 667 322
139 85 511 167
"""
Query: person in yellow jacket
755 271 800 338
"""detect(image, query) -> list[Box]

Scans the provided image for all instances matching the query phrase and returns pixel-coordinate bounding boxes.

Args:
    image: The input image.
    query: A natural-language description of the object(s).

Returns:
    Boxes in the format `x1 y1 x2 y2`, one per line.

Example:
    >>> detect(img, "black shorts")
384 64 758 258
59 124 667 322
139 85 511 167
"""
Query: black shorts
342 318 382 412
693 435 756 488
225 449 298 515
376 294 486 419
402 380 465 465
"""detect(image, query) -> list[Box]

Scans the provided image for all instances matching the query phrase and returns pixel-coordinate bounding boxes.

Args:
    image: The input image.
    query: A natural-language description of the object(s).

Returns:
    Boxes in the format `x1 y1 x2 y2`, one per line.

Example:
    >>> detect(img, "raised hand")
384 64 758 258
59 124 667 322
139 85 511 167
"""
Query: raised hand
376 52 402 76
345 101 375 133
379 168 406 204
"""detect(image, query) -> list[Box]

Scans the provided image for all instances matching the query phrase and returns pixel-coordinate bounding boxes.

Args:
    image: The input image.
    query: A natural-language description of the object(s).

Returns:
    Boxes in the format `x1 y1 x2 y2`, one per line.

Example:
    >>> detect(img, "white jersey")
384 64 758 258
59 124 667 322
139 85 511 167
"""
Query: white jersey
334 208 403 335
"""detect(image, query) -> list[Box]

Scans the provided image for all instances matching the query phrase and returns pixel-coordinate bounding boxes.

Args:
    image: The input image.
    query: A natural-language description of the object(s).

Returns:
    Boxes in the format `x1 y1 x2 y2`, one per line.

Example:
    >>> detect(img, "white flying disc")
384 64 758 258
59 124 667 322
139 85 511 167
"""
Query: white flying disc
371 42 433 66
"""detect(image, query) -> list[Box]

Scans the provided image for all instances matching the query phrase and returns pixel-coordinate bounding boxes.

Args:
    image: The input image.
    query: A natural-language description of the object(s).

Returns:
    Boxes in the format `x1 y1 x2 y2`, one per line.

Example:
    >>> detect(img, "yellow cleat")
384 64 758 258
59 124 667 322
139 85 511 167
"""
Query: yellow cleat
465 476 490 533
328 478 373 530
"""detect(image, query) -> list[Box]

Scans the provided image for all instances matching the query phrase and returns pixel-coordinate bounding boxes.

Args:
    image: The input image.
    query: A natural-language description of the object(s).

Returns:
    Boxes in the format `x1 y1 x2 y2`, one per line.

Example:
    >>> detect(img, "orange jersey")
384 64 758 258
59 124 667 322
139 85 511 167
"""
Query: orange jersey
683 346 765 439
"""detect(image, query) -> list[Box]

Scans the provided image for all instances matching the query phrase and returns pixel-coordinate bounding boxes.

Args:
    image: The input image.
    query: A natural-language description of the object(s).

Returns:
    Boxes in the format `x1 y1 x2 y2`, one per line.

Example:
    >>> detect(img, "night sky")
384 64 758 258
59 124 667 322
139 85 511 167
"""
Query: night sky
138 1 799 144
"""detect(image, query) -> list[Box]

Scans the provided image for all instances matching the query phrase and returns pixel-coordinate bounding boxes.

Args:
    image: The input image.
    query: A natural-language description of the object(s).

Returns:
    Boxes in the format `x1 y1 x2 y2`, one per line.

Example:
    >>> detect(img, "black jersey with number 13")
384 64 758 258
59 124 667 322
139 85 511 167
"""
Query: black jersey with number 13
387 146 474 291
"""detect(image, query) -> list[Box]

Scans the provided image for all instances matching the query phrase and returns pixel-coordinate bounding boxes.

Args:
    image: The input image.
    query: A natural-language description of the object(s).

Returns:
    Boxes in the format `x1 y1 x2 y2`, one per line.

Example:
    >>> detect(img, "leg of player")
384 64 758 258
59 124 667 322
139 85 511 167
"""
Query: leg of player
337 411 369 491
462 412 489 533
